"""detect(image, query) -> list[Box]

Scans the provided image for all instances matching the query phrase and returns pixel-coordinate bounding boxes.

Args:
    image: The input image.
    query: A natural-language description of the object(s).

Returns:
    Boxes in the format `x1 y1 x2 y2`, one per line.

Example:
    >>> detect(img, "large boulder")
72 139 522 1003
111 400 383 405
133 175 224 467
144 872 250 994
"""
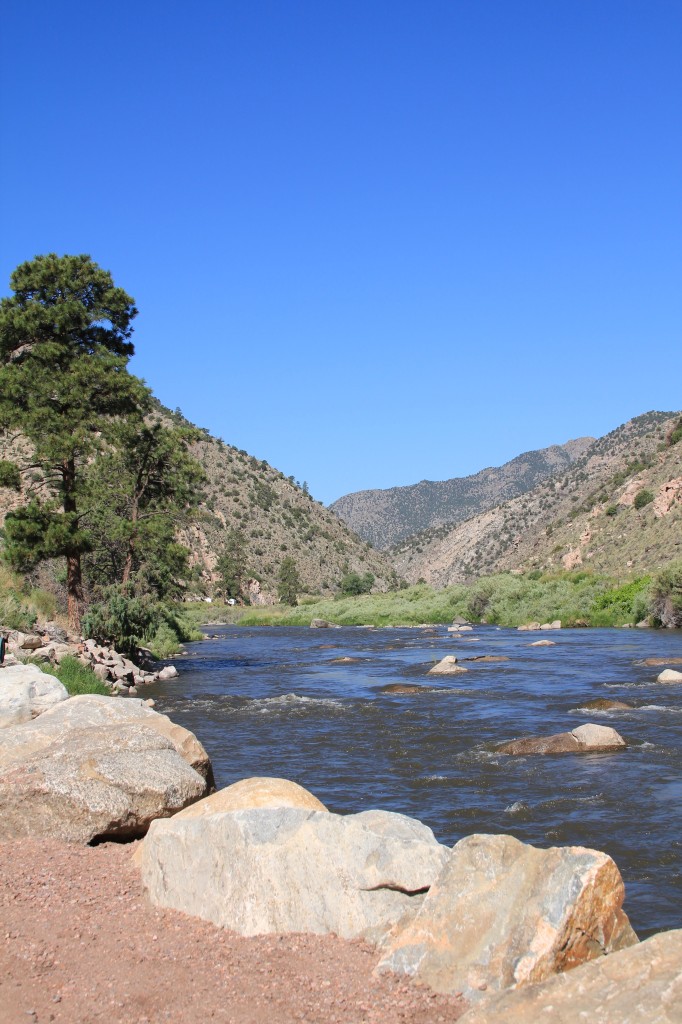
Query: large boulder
0 693 213 784
459 928 681 1024
376 833 637 1002
427 656 468 676
497 723 627 755
0 664 68 727
139 807 449 943
0 724 207 843
175 776 327 819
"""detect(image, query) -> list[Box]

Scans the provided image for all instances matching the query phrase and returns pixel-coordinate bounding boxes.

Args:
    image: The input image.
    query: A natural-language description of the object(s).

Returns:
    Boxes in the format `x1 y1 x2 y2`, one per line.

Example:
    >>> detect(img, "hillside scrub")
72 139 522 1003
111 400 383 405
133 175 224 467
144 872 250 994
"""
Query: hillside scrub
230 571 660 629
649 561 682 628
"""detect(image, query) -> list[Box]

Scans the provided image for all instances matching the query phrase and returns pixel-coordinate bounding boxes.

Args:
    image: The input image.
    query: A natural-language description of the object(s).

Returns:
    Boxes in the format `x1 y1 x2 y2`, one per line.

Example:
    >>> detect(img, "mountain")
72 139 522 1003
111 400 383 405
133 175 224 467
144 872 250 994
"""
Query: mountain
391 411 682 586
178 423 394 600
330 438 594 550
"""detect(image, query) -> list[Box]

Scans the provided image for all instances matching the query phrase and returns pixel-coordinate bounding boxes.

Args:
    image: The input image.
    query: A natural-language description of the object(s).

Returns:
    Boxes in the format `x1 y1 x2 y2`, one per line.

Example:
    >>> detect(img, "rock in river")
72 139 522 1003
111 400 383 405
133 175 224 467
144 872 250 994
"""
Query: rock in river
497 723 627 755
657 669 682 683
427 656 468 676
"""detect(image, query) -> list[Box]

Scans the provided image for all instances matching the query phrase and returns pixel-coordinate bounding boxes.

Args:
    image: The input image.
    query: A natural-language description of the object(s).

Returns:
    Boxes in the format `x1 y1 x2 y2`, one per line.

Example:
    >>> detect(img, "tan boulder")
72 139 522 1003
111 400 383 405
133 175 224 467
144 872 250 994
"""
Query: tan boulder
498 723 626 755
376 833 637 1002
175 777 327 820
529 639 555 646
657 669 682 683
640 657 682 666
459 928 681 1024
428 656 468 676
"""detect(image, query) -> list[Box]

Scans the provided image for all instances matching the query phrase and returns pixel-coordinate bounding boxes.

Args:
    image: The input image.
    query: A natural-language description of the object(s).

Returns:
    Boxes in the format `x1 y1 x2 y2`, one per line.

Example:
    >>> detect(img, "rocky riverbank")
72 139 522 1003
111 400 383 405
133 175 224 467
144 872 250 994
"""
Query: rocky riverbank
0 660 679 1023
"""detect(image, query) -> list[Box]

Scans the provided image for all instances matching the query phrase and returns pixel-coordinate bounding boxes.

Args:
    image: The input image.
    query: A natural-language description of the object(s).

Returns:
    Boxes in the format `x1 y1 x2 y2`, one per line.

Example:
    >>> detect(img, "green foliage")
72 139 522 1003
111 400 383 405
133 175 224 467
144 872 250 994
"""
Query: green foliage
216 529 247 599
0 592 37 631
83 583 202 657
339 571 375 596
633 489 654 510
591 577 651 625
649 561 682 628
0 254 145 629
40 655 110 696
0 460 20 490
605 505 618 516
277 556 300 605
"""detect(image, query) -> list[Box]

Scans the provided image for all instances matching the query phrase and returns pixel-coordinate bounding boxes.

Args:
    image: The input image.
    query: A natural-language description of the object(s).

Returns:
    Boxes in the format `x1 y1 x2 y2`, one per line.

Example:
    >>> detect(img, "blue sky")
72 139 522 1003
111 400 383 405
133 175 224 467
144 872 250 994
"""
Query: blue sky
1 1 680 504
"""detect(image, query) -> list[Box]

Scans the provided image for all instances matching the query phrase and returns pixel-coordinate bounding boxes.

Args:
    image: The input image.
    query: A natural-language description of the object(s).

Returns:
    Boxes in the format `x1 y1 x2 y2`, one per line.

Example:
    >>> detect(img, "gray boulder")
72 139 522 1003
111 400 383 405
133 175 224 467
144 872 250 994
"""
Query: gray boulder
140 806 449 943
427 656 468 676
0 664 68 728
0 694 213 783
459 928 681 1024
0 724 206 843
377 833 637 1002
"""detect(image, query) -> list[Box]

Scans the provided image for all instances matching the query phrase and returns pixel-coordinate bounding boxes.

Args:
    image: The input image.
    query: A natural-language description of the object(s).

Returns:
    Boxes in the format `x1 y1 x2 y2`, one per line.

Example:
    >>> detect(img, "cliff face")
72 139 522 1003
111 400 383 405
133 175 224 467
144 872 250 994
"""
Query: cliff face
330 438 594 550
390 411 682 586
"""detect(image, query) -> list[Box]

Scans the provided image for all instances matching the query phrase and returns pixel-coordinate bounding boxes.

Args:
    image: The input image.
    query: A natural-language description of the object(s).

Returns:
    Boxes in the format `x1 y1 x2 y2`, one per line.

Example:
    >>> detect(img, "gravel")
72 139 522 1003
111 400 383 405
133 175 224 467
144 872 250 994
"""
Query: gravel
0 838 467 1024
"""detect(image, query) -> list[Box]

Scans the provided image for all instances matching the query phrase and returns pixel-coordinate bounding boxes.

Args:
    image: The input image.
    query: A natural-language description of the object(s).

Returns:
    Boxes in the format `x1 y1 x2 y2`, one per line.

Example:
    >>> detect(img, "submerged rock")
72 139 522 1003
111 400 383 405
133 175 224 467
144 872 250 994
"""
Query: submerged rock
376 833 637 1002
579 698 633 711
498 723 627 755
529 639 556 647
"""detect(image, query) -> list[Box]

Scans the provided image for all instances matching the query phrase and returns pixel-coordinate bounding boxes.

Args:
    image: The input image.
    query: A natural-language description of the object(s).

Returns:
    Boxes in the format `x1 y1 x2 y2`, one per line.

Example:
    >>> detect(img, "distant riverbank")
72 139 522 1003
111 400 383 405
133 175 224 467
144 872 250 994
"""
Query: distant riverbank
184 568 678 630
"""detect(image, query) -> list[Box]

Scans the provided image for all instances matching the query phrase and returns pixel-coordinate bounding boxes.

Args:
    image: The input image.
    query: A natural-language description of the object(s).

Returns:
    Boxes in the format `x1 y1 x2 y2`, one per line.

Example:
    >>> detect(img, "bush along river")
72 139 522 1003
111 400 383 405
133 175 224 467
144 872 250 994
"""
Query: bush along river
146 623 682 939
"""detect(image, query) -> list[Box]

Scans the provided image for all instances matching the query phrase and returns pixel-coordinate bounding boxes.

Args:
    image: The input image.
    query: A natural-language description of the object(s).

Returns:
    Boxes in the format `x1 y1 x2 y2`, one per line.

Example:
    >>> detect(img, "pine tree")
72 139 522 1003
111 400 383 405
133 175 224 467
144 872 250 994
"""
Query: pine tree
278 556 300 605
0 254 144 630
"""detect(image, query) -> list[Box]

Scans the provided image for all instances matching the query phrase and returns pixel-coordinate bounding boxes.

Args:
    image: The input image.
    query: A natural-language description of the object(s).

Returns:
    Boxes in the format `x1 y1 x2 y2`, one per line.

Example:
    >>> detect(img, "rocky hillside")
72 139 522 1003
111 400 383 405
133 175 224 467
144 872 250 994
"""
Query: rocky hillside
391 411 682 586
175 420 394 600
330 438 593 550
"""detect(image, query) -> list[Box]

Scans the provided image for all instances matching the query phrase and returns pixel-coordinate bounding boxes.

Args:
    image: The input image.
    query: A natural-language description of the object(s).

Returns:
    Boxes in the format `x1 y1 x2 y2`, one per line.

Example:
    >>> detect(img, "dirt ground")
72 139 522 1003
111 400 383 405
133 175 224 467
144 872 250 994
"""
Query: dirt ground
0 839 467 1024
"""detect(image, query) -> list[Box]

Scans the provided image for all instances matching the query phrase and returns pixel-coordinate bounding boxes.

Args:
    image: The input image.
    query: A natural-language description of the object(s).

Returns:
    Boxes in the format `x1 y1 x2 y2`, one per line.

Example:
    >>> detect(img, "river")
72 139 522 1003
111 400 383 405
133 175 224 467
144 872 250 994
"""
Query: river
146 623 682 938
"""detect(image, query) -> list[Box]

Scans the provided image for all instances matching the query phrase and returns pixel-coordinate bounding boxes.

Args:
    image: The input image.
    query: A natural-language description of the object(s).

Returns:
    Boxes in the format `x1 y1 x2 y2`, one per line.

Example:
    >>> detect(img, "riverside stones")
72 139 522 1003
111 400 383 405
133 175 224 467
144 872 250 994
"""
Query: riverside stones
579 698 633 711
459 928 681 1024
427 656 468 676
140 807 449 943
0 694 212 842
0 664 68 727
497 723 627 755
376 833 637 1002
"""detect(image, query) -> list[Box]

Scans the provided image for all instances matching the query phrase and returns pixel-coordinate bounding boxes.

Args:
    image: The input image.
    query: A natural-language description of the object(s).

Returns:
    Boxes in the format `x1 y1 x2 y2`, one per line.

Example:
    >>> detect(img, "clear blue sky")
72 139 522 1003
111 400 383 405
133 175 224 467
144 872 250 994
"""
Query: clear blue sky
1 1 680 504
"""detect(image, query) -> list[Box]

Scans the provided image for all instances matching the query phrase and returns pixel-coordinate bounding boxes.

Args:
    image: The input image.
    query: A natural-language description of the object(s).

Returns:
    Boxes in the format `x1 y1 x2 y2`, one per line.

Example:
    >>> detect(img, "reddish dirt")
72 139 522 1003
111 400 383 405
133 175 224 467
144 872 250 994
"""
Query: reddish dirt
0 839 467 1024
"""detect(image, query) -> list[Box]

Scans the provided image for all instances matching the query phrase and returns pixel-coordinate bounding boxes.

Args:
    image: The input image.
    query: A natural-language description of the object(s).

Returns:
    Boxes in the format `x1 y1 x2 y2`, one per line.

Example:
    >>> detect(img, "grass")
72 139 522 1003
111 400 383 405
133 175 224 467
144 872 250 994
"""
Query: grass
39 655 111 696
211 571 654 630
0 564 59 632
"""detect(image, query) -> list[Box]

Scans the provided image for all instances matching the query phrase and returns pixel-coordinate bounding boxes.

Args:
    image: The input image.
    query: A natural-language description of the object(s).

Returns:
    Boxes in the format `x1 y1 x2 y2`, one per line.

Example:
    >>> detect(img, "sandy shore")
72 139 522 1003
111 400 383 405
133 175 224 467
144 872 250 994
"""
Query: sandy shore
0 839 466 1024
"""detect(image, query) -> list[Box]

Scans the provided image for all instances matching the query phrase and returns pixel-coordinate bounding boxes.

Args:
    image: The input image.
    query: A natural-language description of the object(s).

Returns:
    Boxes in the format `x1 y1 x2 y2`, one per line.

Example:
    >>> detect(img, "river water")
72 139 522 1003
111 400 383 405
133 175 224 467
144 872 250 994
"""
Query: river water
146 624 682 938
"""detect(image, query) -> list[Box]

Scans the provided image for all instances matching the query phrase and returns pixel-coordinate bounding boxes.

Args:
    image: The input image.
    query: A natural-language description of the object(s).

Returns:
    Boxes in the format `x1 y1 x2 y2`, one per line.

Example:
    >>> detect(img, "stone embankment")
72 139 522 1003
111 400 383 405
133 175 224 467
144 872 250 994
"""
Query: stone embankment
4 625 178 694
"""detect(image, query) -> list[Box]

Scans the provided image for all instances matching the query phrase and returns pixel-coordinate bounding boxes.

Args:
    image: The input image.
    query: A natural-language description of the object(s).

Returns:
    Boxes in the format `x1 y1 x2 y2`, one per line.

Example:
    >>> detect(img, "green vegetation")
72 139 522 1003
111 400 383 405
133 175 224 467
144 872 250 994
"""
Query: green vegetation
339 571 375 596
40 655 111 696
277 556 300 605
216 529 248 600
82 585 202 657
650 560 682 628
231 570 660 629
633 489 654 510
0 254 204 653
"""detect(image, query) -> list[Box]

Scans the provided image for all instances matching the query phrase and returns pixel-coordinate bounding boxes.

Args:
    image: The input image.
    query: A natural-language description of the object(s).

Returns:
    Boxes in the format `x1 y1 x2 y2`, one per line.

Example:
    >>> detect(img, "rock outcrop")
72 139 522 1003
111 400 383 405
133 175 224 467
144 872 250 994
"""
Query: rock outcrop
497 723 627 755
0 694 212 842
140 807 449 943
459 927 681 1024
376 833 637 1002
0 664 68 727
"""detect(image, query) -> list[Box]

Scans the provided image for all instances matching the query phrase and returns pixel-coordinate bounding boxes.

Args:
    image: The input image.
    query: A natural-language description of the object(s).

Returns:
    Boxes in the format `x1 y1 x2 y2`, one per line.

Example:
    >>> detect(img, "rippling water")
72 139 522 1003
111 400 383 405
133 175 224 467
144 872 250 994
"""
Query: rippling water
145 624 682 938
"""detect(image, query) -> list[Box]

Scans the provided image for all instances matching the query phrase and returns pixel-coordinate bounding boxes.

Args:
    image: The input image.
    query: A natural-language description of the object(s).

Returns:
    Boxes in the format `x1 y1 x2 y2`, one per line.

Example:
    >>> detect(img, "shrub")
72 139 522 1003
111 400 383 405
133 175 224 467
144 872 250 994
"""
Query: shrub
634 489 654 510
649 561 682 628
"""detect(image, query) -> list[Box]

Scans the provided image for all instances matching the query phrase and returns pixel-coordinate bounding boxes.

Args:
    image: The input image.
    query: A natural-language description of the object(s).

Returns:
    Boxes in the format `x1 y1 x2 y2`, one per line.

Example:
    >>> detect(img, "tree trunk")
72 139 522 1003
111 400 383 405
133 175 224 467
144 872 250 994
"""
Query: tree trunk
121 499 139 585
63 458 84 634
